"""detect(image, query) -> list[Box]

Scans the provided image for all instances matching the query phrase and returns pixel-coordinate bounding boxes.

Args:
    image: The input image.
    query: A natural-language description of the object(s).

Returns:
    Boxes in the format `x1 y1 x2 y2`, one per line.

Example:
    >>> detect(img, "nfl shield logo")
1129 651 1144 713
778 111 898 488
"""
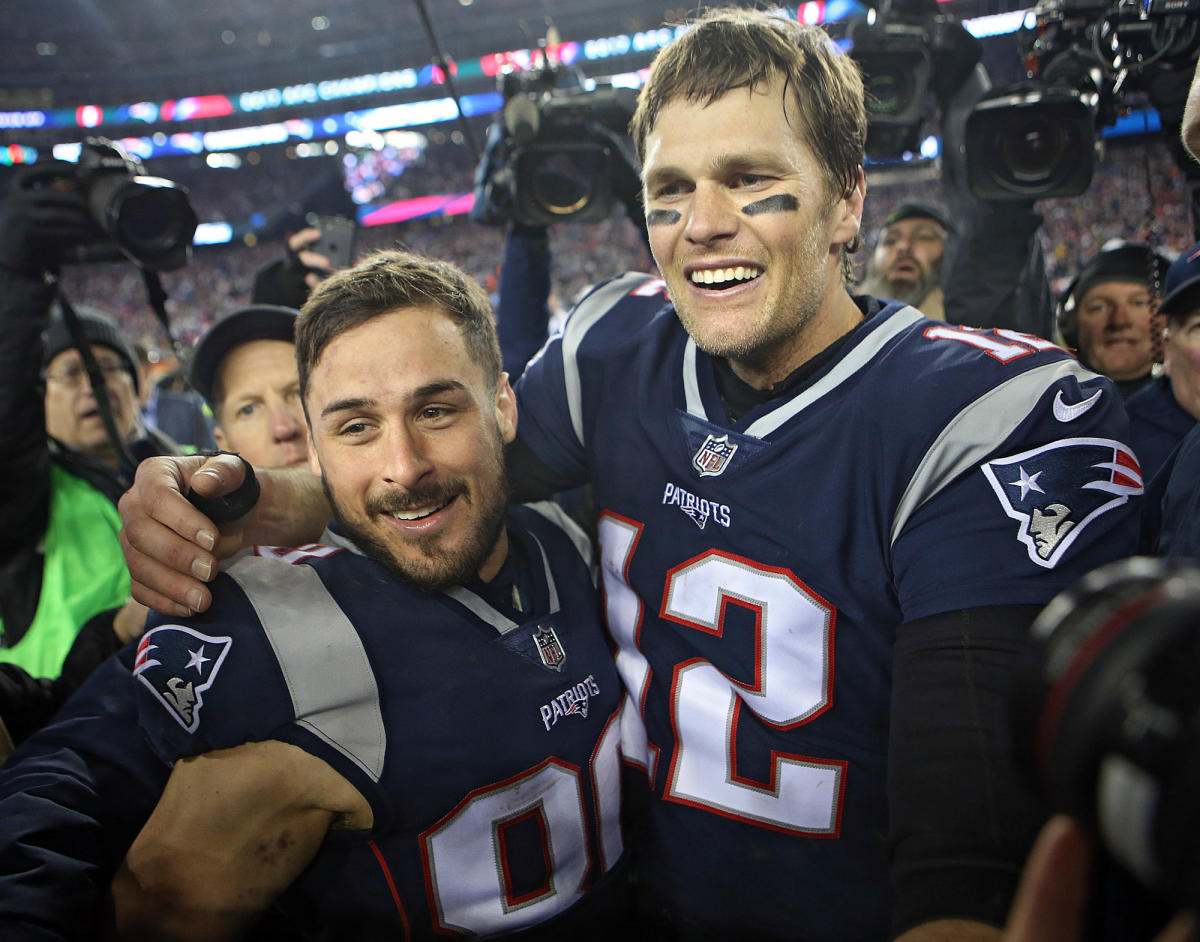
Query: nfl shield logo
532 624 566 672
693 433 738 477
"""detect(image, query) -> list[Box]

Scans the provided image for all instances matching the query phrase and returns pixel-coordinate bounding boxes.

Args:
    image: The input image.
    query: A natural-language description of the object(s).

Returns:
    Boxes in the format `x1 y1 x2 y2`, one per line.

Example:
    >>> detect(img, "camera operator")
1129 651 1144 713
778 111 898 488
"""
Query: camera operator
0 160 182 748
1057 243 1171 398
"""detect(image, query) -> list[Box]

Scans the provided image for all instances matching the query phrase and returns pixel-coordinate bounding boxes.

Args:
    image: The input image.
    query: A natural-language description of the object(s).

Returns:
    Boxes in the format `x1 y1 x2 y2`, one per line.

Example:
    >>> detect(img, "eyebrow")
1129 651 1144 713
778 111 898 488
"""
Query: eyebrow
318 380 468 420
645 151 793 188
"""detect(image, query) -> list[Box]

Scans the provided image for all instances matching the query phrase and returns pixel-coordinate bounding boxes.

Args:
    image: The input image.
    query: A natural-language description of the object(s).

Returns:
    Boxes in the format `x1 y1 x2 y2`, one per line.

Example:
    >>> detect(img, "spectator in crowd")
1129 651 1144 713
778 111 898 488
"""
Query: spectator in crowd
119 10 1145 941
1056 242 1171 398
1126 243 1200 480
0 161 183 754
858 202 952 319
188 304 308 469
0 250 626 940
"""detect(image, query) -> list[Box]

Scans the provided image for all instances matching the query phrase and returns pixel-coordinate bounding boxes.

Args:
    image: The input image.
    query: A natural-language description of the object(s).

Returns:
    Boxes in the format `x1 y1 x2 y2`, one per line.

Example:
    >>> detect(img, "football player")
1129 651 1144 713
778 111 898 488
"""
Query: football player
118 10 1143 941
0 251 626 940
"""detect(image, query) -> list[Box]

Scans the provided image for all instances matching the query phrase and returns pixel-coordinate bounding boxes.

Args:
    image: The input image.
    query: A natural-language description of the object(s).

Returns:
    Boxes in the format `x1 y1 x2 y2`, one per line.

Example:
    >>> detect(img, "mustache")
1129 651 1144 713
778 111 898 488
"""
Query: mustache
364 480 468 516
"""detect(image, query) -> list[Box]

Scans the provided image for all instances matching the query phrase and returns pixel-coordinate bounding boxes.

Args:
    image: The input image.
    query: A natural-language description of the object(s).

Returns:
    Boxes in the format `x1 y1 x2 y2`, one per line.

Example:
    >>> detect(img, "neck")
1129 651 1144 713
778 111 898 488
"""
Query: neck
728 283 864 391
477 527 510 583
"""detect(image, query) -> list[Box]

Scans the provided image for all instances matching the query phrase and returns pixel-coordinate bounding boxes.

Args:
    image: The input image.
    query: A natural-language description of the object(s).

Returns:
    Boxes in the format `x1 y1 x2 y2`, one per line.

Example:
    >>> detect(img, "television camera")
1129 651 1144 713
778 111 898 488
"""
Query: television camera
472 63 640 227
964 0 1200 200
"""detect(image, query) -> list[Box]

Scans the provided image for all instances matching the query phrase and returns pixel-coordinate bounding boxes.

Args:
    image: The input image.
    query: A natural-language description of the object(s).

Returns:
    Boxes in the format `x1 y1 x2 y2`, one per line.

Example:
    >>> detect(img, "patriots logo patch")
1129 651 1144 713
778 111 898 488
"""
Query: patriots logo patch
982 437 1143 568
134 625 232 732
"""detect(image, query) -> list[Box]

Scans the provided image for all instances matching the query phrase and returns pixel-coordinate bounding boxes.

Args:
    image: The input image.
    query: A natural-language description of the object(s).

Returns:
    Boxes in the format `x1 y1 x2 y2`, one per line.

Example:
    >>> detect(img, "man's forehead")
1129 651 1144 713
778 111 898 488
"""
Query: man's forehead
48 344 122 367
1171 309 1200 330
882 217 945 238
1080 279 1151 302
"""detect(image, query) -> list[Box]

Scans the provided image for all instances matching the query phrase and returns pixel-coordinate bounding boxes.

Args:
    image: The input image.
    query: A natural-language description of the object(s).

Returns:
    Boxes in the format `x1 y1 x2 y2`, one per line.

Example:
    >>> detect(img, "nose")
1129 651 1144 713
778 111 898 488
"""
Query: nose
1108 301 1134 329
684 184 738 246
270 400 305 444
382 423 435 489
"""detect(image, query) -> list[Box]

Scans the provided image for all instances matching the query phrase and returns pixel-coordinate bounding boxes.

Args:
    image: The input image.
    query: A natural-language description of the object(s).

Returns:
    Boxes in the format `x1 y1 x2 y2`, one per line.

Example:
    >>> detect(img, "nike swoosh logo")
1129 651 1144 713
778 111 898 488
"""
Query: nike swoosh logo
1053 388 1103 422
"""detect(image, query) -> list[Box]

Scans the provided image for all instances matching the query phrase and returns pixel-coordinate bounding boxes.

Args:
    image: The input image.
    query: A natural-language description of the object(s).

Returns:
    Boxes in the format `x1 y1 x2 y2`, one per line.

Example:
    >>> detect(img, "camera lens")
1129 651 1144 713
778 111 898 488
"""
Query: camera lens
112 185 194 251
999 116 1070 184
514 143 611 224
866 67 915 119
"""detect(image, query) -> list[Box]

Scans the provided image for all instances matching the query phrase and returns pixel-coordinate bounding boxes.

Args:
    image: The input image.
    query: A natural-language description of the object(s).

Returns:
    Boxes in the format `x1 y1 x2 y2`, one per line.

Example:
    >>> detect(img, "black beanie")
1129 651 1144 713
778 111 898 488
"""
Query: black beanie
42 306 140 396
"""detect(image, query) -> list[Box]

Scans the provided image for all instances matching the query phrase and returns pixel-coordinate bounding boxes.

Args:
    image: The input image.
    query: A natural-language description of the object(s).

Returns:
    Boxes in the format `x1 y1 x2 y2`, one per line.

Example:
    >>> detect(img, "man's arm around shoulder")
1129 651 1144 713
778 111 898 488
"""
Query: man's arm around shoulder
110 739 370 941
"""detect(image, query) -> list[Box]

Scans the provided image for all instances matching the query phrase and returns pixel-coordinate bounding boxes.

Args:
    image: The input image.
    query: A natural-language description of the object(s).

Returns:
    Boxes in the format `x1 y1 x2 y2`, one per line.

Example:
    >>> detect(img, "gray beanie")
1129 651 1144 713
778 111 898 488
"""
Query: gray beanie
42 306 140 395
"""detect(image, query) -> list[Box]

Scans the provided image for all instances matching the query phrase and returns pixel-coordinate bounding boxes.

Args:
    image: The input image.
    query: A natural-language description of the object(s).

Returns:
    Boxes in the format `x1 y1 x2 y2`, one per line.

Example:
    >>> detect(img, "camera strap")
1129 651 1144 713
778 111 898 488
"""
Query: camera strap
140 267 185 362
54 283 138 471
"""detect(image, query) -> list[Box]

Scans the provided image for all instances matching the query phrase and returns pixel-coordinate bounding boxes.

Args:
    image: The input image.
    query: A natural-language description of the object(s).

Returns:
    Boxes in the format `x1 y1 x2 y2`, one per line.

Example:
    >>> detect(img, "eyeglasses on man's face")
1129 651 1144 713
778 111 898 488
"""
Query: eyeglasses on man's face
43 358 130 388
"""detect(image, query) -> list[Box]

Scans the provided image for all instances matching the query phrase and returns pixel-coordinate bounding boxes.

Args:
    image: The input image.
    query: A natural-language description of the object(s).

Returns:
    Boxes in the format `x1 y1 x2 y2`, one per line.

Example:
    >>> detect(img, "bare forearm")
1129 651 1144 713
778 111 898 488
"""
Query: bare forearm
110 862 254 942
241 467 329 546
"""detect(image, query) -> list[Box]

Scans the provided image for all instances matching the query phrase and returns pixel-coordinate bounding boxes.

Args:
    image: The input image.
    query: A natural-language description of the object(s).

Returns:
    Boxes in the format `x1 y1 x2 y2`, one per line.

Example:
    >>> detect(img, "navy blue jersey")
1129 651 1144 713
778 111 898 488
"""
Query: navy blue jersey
0 505 622 942
134 502 624 939
514 273 1144 939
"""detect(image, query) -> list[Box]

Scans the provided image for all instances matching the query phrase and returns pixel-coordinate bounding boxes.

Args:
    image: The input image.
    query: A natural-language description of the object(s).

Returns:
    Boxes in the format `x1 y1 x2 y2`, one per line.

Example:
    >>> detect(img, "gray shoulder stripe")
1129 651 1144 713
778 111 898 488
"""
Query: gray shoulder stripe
525 500 595 572
443 586 520 635
561 273 655 448
684 338 704 418
227 556 386 782
890 358 1100 545
743 306 926 440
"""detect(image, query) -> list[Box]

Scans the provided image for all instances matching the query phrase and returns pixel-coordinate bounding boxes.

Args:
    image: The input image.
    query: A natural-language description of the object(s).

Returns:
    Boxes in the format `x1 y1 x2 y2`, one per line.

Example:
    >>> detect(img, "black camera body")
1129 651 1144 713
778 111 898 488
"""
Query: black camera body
846 0 982 159
69 138 198 272
1026 557 1200 909
964 0 1200 200
473 67 638 227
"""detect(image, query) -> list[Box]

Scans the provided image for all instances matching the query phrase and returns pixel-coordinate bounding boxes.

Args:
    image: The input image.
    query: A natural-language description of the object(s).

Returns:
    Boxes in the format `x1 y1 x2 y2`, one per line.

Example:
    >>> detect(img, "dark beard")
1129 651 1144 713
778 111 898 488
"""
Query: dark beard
322 468 512 593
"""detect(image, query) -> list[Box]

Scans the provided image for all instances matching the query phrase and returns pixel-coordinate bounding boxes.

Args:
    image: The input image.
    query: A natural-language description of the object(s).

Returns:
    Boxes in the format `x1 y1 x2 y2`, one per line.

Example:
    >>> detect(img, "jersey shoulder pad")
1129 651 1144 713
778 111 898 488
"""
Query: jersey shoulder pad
515 501 595 571
561 271 672 356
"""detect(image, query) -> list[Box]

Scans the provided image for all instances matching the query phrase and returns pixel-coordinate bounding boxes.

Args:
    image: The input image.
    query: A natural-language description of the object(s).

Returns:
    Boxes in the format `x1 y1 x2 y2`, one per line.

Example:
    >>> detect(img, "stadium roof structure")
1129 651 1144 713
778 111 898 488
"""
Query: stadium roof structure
2 0 691 112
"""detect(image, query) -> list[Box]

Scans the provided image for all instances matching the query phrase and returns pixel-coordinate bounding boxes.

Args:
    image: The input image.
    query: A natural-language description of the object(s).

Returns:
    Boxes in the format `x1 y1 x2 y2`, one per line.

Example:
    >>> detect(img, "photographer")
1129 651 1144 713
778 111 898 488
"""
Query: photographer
0 159 182 742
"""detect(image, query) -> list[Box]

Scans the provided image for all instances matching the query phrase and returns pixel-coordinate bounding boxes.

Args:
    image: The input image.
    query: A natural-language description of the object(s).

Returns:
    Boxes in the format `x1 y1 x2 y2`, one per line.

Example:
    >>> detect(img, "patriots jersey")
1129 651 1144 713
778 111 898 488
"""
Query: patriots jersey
134 503 625 940
514 273 1143 940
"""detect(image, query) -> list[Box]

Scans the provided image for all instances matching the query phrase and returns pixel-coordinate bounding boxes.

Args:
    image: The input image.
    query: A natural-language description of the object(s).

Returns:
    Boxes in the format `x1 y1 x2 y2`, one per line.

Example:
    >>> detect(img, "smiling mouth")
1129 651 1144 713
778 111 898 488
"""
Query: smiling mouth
386 497 454 522
689 266 762 290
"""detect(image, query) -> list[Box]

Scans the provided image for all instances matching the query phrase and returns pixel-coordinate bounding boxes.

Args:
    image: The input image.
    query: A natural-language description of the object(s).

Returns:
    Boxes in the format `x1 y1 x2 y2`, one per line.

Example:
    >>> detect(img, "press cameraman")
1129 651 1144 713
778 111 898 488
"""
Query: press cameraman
0 155 188 752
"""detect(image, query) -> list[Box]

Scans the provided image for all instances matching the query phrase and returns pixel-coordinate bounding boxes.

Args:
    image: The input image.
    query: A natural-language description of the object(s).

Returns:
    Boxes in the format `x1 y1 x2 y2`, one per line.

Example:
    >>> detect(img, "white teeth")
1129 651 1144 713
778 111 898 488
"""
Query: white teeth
390 500 448 521
690 266 762 287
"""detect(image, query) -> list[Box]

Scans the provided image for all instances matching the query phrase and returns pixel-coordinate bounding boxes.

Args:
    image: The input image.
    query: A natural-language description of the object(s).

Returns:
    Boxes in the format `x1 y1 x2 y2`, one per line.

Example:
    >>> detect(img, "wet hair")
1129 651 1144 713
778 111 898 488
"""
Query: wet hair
296 249 501 411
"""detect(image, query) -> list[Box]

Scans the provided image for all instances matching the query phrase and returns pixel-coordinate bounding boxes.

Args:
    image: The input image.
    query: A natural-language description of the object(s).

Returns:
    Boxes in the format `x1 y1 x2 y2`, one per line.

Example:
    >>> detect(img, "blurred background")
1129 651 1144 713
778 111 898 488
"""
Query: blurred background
1 0 1195 355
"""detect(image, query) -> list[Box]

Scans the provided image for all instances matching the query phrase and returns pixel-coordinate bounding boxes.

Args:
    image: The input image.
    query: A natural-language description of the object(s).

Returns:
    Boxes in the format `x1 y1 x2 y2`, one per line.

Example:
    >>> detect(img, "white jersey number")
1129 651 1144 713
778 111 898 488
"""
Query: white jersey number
422 722 622 935
600 514 845 835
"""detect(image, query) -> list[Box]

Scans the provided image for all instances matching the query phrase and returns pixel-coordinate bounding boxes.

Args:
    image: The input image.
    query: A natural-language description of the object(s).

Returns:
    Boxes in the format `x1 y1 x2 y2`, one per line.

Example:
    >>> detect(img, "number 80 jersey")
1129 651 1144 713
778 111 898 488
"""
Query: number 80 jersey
513 273 1144 940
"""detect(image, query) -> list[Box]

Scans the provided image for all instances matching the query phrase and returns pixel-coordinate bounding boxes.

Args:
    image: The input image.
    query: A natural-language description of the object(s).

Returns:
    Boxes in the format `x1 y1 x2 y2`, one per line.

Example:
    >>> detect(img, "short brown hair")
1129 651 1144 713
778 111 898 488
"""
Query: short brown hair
296 249 501 414
630 9 866 275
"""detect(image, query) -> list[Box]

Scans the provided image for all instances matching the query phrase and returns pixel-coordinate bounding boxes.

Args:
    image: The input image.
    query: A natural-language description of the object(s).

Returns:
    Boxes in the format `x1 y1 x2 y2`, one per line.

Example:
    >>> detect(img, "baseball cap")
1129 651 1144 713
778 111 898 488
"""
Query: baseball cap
42 306 140 395
189 304 299 407
882 202 956 236
1068 243 1171 309
1158 242 1200 323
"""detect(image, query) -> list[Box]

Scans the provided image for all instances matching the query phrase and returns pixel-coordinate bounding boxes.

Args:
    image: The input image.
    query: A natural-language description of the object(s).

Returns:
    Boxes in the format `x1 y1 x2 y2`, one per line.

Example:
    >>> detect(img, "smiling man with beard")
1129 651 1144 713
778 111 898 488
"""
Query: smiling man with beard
0 251 627 941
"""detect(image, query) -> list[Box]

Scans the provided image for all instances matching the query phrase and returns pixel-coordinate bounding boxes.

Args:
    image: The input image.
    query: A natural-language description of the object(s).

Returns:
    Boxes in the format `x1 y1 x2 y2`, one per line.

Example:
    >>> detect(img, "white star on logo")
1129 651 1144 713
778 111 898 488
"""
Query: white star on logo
185 646 210 673
1008 466 1046 501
